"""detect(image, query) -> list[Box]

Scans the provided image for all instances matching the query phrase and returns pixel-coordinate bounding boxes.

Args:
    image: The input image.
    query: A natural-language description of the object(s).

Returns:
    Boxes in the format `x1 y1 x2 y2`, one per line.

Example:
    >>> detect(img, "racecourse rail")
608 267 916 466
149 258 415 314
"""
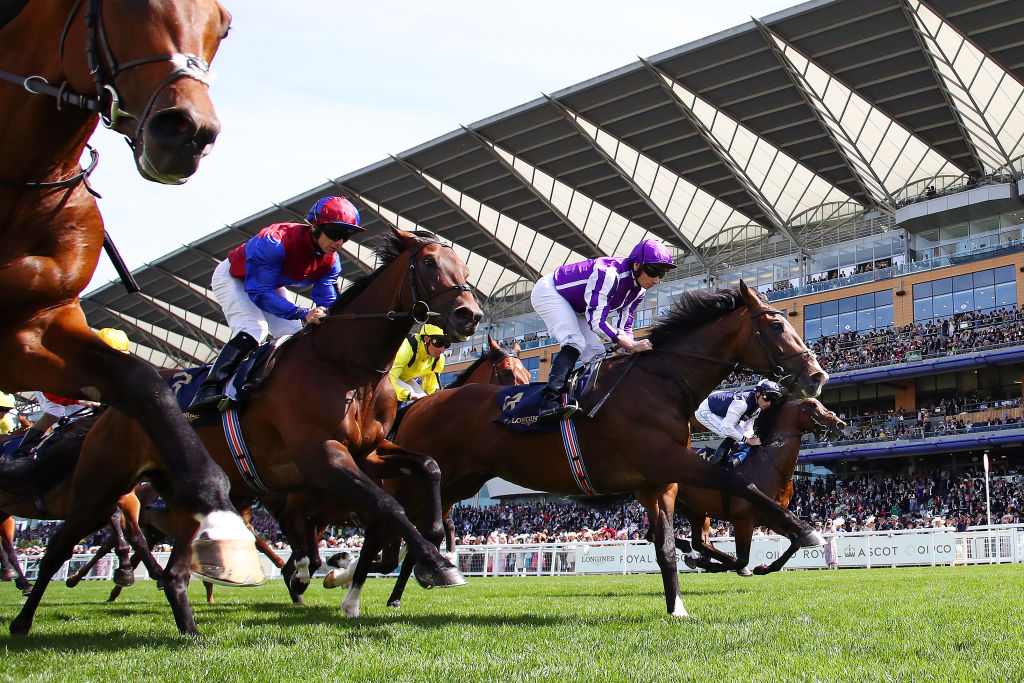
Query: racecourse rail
14 526 1023 583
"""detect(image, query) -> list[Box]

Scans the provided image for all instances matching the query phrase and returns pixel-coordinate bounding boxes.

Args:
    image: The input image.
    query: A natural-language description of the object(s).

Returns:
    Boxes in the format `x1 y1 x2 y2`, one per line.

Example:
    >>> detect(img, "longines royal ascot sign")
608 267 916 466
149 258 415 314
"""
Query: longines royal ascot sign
572 532 958 574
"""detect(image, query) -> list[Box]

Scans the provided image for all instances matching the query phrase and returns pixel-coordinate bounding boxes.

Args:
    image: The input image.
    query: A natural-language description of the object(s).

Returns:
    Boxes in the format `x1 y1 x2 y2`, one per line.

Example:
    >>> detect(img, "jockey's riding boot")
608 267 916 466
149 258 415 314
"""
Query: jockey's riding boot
710 437 736 467
10 427 45 458
187 331 259 414
538 346 581 423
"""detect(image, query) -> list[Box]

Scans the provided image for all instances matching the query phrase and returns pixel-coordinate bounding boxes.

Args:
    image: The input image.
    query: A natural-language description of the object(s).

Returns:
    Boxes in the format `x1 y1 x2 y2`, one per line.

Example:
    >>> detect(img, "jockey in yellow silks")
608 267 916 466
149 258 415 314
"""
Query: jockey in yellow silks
388 324 449 402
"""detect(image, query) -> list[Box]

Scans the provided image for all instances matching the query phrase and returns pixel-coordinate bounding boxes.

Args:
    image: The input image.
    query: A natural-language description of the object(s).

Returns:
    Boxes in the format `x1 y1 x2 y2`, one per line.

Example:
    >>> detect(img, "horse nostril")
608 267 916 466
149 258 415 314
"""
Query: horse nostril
147 108 220 152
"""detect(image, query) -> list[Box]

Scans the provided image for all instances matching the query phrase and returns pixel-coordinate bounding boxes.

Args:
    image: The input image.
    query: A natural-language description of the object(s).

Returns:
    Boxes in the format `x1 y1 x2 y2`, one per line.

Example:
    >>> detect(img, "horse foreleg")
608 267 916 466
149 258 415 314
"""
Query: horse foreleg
342 530 386 619
754 538 801 575
66 535 116 588
159 538 198 635
11 516 106 635
386 551 416 609
105 508 135 588
730 519 755 577
636 486 688 618
366 441 445 547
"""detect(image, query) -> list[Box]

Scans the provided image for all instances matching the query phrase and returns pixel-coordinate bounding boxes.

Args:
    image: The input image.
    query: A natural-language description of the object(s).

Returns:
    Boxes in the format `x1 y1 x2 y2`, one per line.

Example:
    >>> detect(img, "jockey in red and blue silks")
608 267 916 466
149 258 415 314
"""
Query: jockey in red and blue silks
531 238 676 422
188 196 366 414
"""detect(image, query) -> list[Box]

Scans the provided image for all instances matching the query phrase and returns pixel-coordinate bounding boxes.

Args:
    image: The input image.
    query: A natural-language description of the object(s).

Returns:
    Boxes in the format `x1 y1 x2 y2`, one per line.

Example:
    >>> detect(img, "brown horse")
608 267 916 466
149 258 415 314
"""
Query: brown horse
0 412 164 593
386 282 829 616
312 335 531 608
10 229 482 635
668 398 846 575
0 0 261 586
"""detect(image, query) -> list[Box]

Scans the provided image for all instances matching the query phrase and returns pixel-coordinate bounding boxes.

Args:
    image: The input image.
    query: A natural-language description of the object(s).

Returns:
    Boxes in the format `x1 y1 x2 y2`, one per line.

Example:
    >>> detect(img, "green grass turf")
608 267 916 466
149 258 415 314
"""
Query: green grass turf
0 564 1022 682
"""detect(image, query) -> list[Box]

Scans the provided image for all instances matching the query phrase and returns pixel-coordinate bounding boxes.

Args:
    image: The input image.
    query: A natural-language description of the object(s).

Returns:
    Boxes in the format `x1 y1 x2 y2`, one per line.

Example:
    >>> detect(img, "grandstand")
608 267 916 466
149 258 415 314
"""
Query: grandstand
78 0 1024 492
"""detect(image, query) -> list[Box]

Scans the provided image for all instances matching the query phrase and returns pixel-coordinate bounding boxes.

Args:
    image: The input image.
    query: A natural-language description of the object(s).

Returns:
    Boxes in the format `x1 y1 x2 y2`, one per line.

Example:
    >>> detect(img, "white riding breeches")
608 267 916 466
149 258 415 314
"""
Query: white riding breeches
211 259 302 342
394 378 426 400
531 274 606 363
695 402 753 442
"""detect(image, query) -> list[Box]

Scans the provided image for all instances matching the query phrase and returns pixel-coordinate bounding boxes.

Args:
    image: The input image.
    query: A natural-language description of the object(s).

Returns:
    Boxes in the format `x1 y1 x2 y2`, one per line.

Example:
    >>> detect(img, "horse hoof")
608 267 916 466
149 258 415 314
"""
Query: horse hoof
413 563 467 589
682 552 699 570
753 565 771 576
387 600 401 609
797 530 825 548
21 585 33 597
65 577 80 589
736 567 753 577
322 569 350 590
9 617 31 636
114 568 135 588
190 537 265 587
1 568 16 581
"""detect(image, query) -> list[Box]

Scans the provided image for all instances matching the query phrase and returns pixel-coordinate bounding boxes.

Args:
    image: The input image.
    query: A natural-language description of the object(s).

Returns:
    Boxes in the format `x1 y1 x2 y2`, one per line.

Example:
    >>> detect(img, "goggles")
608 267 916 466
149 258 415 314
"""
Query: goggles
318 223 357 242
758 390 782 403
428 336 452 348
641 263 670 278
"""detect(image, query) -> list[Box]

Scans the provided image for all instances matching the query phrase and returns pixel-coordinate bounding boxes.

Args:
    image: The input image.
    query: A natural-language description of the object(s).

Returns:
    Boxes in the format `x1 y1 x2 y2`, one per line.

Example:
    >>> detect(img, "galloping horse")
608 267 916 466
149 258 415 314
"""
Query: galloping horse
387 283 829 617
671 399 846 574
10 229 483 635
0 0 260 585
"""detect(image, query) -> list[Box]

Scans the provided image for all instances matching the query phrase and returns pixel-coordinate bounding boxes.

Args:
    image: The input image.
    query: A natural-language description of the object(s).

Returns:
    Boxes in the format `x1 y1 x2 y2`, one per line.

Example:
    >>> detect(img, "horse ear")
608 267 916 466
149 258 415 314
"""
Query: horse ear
738 279 763 306
394 227 417 245
512 342 521 354
488 336 501 352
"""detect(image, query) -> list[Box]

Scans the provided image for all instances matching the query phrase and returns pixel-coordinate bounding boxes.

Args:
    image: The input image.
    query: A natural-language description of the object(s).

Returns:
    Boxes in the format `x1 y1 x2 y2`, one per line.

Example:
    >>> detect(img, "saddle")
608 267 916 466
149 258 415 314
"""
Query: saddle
177 336 291 424
496 361 602 432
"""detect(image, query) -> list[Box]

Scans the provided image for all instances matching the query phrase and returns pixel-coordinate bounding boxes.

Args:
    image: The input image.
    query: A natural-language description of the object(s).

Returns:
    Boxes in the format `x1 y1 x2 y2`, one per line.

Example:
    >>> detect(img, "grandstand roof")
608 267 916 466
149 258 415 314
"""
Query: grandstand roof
84 0 1024 367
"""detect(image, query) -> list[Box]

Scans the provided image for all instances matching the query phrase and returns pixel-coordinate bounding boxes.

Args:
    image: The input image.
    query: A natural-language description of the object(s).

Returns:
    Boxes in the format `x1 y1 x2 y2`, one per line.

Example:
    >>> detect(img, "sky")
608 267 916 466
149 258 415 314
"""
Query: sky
84 0 799 292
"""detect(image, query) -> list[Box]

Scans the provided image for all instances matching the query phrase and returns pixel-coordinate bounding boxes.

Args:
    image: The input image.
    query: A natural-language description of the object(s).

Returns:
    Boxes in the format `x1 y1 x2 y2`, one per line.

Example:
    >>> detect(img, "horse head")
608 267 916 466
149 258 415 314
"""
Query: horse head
59 0 232 184
737 281 829 399
395 230 482 341
796 398 847 441
486 336 531 386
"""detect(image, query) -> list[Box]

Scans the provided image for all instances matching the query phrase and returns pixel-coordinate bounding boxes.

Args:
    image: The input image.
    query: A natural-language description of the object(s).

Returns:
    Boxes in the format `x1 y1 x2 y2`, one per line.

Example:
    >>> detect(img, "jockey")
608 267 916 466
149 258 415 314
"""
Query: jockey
11 327 130 457
530 238 676 422
695 378 784 467
0 391 26 435
389 324 449 402
188 196 365 414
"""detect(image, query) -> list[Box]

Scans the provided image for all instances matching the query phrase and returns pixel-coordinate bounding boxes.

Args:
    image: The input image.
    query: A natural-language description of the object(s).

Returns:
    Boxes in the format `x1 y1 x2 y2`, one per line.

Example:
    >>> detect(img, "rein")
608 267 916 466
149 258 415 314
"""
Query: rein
0 0 215 142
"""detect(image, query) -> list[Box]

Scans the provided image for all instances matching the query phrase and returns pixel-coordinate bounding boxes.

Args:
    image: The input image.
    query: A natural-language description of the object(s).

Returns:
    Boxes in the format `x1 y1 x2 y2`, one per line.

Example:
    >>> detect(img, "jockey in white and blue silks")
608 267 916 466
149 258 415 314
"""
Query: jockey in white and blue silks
188 196 365 414
695 379 783 467
530 238 676 422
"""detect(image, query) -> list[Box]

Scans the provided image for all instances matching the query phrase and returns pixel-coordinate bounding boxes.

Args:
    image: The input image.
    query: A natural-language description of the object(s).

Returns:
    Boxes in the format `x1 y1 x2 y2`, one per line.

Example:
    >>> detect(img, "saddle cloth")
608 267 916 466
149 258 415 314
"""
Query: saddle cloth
175 336 290 422
495 361 600 432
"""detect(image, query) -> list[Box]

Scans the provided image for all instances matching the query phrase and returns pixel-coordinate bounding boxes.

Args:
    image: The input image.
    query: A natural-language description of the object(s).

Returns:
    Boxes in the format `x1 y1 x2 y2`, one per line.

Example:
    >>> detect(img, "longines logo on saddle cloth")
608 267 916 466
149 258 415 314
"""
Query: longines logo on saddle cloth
496 361 602 431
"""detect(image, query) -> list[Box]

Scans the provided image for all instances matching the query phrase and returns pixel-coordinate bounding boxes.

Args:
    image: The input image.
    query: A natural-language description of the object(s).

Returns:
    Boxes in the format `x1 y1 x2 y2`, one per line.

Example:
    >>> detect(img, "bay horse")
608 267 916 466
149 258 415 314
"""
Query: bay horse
0 0 262 586
447 337 531 388
386 282 829 617
10 229 483 635
675 399 846 576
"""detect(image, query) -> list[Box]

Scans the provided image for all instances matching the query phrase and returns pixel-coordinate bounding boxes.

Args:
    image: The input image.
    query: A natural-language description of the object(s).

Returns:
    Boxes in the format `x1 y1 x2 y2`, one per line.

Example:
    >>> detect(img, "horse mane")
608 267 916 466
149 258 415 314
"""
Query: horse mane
645 288 744 348
753 400 785 440
447 344 515 388
328 229 439 314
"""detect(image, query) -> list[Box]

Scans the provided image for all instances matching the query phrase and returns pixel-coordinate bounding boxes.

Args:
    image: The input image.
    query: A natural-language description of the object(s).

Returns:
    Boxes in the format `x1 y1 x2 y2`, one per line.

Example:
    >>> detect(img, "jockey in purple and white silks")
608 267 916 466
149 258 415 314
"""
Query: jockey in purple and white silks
530 238 676 422
188 196 366 414
695 378 784 467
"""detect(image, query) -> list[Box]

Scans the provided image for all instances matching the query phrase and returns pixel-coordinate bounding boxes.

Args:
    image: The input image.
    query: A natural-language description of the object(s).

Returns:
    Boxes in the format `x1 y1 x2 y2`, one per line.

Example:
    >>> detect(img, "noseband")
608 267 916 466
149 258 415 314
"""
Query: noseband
0 0 215 143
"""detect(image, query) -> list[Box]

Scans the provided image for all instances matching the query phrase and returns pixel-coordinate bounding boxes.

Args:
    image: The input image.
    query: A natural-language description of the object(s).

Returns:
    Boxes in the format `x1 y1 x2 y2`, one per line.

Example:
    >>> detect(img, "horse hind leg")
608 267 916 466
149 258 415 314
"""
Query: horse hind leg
637 489 688 618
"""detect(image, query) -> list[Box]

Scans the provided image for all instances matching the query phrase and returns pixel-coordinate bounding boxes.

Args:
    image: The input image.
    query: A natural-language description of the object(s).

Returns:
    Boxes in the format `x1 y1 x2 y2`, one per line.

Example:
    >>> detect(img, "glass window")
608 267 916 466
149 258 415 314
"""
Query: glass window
932 278 952 295
995 282 1016 309
932 293 953 319
856 293 874 310
874 305 893 329
804 319 821 341
805 303 820 319
839 311 857 334
914 298 932 320
953 274 973 292
839 297 857 313
857 310 874 331
914 281 932 299
821 300 838 316
940 224 969 242
953 290 974 313
874 289 893 306
974 286 994 312
821 316 839 337
995 265 1015 284
973 269 994 287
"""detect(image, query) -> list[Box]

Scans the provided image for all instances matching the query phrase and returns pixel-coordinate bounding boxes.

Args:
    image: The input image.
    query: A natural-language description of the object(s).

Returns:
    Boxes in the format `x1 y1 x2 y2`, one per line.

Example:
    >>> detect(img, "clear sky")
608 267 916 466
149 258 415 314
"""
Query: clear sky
84 0 798 292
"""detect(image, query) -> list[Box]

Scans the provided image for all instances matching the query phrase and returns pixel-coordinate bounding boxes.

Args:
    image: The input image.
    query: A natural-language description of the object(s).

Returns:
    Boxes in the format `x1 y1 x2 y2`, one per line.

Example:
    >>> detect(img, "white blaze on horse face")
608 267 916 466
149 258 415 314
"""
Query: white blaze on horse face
342 584 363 618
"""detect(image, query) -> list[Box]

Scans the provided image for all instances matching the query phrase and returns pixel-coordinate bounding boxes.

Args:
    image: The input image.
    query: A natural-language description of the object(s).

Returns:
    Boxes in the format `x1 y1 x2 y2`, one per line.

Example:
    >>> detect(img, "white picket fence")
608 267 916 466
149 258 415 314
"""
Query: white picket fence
13 525 1022 584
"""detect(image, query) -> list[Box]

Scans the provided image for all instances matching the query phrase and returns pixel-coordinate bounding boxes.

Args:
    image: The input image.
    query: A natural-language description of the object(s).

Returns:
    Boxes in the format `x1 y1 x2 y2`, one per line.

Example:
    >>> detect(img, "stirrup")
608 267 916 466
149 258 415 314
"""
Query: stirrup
538 396 580 423
186 393 232 416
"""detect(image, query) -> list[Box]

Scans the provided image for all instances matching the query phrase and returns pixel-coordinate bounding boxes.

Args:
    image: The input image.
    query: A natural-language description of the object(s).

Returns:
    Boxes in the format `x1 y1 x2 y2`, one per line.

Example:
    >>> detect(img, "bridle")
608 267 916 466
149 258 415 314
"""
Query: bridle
489 354 524 385
805 403 846 440
0 0 216 144
314 240 474 373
